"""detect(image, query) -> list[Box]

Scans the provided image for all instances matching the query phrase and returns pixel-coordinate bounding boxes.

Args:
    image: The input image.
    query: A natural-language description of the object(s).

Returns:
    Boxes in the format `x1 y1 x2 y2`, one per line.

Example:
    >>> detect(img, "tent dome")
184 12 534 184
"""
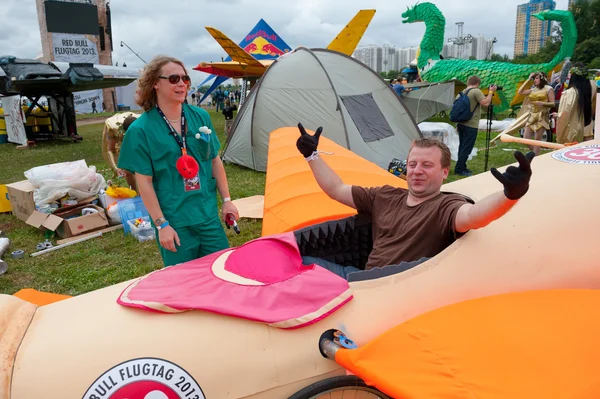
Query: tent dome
223 47 422 172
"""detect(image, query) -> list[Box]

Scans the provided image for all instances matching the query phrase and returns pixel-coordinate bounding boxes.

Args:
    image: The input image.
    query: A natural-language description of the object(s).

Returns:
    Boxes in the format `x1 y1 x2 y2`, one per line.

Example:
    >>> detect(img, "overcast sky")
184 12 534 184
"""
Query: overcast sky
1 0 569 85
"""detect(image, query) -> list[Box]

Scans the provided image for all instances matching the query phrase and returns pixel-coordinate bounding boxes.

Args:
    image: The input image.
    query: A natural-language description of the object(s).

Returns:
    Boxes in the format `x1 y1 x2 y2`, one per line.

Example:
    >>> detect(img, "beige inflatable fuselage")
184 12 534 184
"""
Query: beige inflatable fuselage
3 142 600 399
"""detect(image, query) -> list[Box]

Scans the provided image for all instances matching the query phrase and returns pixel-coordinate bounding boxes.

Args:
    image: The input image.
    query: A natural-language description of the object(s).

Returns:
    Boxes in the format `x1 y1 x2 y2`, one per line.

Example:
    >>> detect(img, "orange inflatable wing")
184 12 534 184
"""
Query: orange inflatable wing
13 289 72 306
334 289 600 398
262 127 407 236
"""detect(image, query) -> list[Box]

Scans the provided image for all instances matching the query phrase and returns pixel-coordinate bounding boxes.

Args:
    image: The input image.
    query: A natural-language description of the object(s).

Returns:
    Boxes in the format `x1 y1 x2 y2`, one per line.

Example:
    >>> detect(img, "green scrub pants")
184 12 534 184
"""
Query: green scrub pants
156 218 229 267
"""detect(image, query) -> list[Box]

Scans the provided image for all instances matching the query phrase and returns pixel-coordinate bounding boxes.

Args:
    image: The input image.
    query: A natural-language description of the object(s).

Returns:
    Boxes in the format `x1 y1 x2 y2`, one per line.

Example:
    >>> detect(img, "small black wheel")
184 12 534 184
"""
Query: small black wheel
288 375 391 399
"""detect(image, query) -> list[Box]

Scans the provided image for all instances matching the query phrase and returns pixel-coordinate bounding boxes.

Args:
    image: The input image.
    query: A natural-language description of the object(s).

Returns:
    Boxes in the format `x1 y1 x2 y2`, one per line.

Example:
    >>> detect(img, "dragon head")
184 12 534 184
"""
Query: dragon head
401 4 422 24
533 9 571 22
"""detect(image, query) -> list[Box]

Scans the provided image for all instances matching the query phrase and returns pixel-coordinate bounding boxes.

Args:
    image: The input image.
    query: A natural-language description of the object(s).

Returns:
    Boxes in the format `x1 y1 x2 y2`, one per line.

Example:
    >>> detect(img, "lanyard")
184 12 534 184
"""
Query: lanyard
156 105 187 154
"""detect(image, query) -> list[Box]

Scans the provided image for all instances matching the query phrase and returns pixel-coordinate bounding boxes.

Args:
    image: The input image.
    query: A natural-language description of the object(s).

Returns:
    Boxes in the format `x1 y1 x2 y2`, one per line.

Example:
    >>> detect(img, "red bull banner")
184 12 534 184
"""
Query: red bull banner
239 20 291 60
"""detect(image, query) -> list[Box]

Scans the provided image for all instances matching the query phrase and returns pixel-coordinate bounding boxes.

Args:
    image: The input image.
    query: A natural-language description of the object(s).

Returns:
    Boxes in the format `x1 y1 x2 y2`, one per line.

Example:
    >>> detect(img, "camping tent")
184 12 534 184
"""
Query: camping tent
222 47 422 172
400 80 460 123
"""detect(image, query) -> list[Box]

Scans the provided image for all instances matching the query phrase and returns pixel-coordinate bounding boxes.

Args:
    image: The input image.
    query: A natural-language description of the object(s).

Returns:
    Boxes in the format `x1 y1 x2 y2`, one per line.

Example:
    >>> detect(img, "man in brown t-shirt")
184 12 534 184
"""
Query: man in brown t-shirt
296 123 535 280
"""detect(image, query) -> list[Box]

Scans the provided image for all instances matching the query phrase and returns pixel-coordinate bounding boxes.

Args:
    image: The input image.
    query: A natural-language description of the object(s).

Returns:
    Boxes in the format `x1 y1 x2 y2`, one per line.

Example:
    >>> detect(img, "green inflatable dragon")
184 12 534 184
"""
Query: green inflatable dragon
401 3 577 111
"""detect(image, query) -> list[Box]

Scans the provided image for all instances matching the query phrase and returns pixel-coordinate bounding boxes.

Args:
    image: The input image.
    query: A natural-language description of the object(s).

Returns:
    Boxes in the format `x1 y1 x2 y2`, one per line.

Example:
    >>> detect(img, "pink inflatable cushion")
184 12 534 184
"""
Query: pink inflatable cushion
117 232 352 329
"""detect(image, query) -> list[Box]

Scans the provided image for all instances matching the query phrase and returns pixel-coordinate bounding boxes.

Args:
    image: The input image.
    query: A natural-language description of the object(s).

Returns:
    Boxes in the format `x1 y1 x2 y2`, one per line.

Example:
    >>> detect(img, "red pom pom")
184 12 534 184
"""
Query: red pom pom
176 155 199 179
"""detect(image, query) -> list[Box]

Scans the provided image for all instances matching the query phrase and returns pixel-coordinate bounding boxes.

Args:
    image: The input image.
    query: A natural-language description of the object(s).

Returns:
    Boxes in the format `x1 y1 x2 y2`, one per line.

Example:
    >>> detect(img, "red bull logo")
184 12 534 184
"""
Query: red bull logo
243 37 284 57
245 30 277 42
261 43 284 56
244 43 258 53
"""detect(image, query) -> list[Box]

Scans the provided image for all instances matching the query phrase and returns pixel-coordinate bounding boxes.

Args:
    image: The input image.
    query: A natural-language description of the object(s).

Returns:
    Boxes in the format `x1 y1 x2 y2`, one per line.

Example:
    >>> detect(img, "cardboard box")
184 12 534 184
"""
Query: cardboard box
5 180 35 222
6 179 99 223
26 204 109 239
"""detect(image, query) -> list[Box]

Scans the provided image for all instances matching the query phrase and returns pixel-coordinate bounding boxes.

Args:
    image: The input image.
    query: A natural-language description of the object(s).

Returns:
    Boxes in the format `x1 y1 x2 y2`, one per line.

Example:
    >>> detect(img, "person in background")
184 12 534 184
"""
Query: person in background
222 99 237 135
393 77 411 96
454 76 496 177
555 63 594 143
515 71 555 155
110 114 138 190
118 55 239 267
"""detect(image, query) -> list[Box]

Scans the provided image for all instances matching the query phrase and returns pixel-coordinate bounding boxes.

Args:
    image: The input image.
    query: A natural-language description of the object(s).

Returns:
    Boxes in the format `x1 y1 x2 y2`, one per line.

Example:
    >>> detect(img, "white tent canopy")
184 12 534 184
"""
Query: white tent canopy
223 47 422 172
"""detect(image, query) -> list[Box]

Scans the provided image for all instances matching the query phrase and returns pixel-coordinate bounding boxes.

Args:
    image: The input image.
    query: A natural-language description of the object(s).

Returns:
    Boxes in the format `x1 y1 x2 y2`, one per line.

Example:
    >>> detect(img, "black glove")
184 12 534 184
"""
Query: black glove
491 151 535 200
296 123 322 158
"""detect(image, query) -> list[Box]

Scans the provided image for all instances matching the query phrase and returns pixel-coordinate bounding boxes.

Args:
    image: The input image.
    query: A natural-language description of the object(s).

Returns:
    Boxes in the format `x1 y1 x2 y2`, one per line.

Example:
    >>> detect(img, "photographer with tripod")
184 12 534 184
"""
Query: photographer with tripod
451 76 496 177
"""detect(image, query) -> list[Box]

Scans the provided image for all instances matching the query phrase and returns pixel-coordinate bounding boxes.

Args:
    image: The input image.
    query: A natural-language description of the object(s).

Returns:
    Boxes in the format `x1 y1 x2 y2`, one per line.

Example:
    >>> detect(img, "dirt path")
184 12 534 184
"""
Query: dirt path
77 116 110 126
77 110 142 127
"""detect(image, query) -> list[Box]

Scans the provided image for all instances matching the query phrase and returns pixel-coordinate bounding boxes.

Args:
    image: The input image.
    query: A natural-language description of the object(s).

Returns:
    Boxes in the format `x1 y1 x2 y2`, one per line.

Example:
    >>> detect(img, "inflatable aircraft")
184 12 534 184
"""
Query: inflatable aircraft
1 128 599 398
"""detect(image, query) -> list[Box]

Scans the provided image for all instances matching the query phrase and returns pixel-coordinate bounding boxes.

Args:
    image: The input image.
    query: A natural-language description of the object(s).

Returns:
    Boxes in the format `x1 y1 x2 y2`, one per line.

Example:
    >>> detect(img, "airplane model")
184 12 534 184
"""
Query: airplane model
193 10 376 81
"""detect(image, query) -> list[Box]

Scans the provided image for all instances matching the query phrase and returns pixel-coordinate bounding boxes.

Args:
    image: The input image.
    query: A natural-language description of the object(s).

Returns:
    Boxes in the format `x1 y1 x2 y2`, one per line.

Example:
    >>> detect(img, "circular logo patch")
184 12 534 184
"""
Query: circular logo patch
552 144 600 164
82 358 205 399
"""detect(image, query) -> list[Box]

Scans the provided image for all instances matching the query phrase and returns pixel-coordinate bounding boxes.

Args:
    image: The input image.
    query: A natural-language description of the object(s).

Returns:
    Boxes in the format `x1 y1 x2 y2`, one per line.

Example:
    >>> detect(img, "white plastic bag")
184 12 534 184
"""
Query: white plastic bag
106 202 122 225
24 160 107 206
418 122 478 161
0 237 9 259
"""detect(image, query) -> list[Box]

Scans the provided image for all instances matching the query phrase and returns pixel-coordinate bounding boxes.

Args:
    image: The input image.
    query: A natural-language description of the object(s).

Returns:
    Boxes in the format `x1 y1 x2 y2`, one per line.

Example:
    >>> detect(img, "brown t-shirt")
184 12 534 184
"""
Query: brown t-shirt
352 185 468 270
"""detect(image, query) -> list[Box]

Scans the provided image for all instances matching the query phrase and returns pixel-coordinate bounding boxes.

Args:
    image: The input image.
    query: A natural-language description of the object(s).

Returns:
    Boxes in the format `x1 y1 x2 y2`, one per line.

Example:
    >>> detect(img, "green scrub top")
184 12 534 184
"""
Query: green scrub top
118 104 221 229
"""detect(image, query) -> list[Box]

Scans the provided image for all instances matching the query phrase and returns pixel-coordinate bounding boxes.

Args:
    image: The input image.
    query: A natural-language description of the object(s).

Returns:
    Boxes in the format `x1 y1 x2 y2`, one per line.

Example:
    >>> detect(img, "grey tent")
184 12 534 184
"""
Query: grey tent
222 47 422 172
400 80 462 123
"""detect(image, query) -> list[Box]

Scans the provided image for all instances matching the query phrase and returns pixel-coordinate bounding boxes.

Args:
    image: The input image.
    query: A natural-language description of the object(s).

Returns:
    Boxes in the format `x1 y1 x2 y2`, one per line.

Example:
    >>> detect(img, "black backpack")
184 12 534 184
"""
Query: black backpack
450 88 479 123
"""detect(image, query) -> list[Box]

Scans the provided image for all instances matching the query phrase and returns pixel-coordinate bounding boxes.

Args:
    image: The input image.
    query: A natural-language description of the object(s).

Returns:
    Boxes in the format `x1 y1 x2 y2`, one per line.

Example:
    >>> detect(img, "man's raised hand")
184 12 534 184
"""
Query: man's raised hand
297 123 323 158
491 151 535 200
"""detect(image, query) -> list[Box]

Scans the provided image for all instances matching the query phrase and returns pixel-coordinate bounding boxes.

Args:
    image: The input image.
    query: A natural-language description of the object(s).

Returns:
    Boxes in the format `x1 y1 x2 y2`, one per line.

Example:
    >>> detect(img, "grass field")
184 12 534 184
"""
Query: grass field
0 108 533 296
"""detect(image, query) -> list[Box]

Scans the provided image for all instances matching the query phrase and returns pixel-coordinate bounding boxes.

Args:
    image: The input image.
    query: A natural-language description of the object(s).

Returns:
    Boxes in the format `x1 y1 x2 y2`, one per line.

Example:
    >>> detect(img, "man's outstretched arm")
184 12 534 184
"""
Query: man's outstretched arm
297 123 356 209
455 151 535 233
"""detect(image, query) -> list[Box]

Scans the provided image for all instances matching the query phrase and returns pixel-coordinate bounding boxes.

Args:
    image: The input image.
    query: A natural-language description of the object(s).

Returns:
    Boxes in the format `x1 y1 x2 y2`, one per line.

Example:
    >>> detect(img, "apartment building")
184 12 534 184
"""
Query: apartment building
514 0 556 56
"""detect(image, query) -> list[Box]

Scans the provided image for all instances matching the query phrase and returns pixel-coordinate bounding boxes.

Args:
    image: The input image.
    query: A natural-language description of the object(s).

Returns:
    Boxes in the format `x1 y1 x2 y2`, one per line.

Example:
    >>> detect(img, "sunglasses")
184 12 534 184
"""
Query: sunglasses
159 74 191 84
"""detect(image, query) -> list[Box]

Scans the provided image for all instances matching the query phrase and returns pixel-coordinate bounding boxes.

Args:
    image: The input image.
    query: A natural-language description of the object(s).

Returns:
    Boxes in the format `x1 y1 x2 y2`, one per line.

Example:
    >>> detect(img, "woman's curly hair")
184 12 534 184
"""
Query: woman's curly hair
135 55 190 111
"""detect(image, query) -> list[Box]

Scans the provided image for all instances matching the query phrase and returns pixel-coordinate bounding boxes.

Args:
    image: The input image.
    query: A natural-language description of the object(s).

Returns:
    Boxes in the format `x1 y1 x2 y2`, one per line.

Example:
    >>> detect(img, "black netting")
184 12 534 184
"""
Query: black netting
293 192 475 279
294 214 373 270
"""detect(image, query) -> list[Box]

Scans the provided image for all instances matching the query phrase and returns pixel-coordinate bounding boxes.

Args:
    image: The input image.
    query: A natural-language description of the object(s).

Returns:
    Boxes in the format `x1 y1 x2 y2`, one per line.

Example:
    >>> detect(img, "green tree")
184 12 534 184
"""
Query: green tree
570 0 600 44
512 40 561 64
588 57 600 69
572 36 600 64
387 70 399 79
490 53 511 62
196 85 211 93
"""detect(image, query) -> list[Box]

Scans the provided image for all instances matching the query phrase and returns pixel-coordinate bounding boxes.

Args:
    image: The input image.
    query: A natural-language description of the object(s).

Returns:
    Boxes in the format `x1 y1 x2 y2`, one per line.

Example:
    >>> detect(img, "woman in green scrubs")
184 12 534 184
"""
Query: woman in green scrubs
118 55 238 266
